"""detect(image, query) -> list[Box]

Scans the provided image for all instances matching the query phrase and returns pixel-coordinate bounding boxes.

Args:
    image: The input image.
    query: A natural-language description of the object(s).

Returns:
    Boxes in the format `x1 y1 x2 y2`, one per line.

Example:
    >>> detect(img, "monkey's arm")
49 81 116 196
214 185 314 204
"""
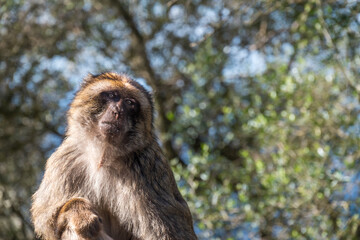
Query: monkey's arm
31 145 110 240
33 194 113 240
61 229 113 240
56 198 113 240
31 150 72 239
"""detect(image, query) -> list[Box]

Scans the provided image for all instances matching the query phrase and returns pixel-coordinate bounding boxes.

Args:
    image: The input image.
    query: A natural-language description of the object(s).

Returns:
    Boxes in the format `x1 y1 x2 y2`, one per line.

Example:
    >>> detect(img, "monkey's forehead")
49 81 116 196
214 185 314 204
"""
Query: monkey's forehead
84 79 138 95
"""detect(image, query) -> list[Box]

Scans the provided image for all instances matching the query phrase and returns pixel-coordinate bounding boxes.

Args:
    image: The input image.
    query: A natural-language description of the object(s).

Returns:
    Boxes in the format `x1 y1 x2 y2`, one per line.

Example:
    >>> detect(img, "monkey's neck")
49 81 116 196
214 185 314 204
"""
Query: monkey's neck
99 144 165 180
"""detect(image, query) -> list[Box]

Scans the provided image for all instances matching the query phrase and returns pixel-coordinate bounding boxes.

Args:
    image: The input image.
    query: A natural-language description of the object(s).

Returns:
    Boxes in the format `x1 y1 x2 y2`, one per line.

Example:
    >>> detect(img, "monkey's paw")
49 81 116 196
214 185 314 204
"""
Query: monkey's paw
57 197 102 239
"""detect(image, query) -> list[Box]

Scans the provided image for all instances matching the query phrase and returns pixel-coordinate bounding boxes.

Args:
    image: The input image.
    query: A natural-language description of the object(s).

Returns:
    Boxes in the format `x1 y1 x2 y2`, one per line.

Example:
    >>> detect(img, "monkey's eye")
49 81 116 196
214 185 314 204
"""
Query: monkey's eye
125 98 135 106
101 91 120 101
124 98 139 114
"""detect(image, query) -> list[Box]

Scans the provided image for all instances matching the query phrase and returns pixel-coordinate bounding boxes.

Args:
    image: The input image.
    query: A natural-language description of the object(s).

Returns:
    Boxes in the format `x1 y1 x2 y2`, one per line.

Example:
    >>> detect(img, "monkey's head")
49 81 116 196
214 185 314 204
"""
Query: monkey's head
67 73 154 153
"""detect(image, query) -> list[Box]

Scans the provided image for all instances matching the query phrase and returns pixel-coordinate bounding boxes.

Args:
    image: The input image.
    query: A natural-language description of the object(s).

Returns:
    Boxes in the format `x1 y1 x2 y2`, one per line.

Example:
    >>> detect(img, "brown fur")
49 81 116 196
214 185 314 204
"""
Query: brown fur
31 73 197 240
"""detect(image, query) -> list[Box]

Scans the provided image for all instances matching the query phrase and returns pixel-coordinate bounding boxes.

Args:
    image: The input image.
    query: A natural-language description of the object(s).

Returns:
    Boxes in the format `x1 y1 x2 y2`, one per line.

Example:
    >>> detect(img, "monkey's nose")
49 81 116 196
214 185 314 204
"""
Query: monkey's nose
113 111 122 120
112 101 124 120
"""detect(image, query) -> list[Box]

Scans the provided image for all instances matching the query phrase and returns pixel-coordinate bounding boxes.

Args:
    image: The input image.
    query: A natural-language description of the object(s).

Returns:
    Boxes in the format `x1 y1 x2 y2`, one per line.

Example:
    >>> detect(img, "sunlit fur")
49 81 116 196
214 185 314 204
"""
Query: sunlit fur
31 73 197 240
68 73 154 157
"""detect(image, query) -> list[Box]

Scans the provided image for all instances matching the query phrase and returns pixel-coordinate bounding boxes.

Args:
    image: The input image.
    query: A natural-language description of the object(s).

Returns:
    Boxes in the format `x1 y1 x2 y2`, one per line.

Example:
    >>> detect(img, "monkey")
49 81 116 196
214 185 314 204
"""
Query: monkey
31 73 197 240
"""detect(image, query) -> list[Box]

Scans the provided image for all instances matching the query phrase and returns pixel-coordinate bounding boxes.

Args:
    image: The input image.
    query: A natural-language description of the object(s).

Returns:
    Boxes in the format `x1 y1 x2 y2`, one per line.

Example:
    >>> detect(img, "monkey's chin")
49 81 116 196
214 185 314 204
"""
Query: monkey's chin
99 121 126 141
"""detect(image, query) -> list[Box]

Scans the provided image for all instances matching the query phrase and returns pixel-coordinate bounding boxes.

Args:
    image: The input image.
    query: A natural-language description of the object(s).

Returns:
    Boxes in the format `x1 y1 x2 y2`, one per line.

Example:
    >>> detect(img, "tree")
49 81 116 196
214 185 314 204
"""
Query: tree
0 0 359 239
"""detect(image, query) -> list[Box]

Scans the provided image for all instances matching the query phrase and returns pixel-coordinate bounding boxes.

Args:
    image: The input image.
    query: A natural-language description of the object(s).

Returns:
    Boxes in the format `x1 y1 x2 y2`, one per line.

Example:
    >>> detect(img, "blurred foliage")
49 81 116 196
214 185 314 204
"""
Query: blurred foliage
0 0 360 239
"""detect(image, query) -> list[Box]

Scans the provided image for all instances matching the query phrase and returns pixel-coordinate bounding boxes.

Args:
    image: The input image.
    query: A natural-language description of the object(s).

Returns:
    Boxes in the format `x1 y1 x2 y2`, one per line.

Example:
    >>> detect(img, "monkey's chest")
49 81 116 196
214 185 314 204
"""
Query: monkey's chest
87 165 166 240
98 209 136 240
87 169 141 236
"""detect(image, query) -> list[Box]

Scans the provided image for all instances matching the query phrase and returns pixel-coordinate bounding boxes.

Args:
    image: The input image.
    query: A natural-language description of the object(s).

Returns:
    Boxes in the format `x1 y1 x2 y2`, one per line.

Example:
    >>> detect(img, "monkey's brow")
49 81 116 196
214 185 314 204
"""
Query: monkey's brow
102 90 119 95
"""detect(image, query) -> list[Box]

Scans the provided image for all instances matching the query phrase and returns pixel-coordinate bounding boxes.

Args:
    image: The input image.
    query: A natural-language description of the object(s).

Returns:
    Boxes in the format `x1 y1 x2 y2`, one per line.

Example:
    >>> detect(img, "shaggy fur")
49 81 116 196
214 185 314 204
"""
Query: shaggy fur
31 73 197 240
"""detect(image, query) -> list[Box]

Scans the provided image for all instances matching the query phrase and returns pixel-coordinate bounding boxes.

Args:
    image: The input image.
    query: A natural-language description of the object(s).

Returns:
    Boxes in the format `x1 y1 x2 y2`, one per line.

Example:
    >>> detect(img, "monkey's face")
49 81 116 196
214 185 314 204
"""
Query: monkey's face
97 90 140 142
68 73 153 152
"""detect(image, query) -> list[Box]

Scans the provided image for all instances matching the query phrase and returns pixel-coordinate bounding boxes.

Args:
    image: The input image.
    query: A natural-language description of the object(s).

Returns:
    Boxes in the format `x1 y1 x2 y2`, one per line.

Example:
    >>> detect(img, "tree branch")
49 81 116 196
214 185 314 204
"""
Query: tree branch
110 0 186 166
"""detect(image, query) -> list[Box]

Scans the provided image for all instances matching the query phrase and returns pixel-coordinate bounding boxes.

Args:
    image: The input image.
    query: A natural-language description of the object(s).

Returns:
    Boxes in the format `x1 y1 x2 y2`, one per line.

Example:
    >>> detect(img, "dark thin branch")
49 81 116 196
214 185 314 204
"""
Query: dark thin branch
286 44 298 74
111 1 161 87
110 0 186 166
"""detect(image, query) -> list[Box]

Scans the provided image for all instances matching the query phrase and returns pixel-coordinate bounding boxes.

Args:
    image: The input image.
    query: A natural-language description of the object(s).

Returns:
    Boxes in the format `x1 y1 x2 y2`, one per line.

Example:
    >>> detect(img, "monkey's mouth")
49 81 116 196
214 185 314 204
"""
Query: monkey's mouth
99 121 124 136
101 121 117 125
